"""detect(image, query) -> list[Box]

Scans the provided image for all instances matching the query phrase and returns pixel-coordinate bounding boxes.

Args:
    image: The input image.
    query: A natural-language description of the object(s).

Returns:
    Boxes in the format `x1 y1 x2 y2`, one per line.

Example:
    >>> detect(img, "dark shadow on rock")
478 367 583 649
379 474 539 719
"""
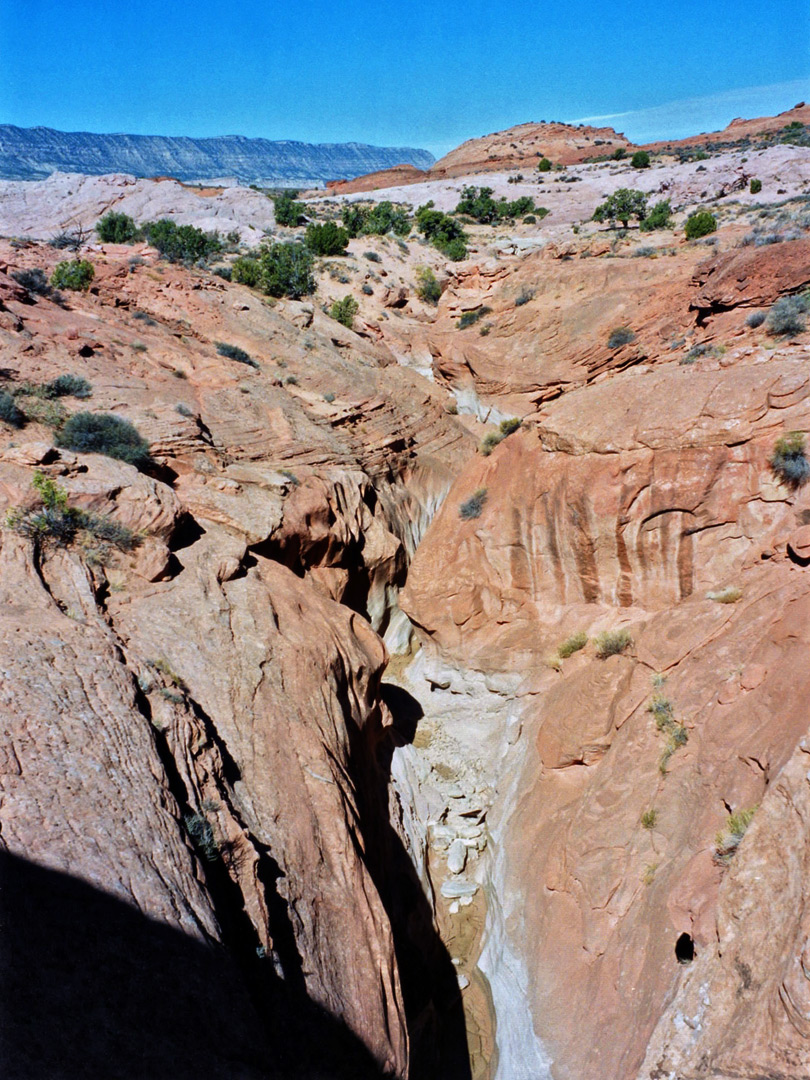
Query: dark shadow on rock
0 849 391 1080
342 678 473 1080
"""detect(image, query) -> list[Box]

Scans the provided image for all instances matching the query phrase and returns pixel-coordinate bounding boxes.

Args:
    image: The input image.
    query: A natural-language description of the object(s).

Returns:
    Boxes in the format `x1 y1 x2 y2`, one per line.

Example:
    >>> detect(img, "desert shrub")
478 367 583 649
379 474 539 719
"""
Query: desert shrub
11 268 54 297
766 295 807 336
557 631 588 659
273 193 305 227
459 488 488 519
640 809 658 830
361 283 373 295
684 211 717 240
595 628 632 658
44 374 92 399
480 417 521 455
770 431 810 487
56 412 150 467
6 472 136 554
523 214 537 224
212 265 232 280
50 230 84 251
681 342 714 364
305 221 349 256
0 391 24 427
51 259 94 291
363 250 381 262
175 403 194 417
458 306 491 330
96 212 139 244
184 813 219 861
608 326 636 349
647 695 675 730
215 341 258 368
231 256 262 287
416 266 441 303
142 220 221 263
715 806 757 864
746 310 766 328
17 396 66 428
631 150 650 169
515 289 535 306
329 295 359 328
415 203 468 260
750 178 762 194
640 199 673 232
341 202 409 238
634 245 656 257
706 586 742 603
256 242 314 298
593 188 648 228
537 157 552 172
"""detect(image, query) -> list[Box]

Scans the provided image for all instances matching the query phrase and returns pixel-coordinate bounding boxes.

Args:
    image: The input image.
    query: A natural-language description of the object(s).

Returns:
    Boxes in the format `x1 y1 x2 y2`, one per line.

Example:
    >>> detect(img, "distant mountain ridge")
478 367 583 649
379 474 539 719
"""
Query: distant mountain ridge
0 125 436 186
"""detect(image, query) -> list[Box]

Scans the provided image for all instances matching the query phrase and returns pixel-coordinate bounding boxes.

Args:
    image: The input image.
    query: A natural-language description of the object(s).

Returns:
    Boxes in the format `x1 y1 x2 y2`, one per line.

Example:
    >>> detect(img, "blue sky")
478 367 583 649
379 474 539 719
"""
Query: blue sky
1 1 808 156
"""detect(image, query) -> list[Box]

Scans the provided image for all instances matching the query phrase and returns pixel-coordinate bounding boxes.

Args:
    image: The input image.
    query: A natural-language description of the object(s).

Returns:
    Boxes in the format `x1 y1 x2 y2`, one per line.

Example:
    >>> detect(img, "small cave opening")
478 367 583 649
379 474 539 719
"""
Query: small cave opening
675 932 695 965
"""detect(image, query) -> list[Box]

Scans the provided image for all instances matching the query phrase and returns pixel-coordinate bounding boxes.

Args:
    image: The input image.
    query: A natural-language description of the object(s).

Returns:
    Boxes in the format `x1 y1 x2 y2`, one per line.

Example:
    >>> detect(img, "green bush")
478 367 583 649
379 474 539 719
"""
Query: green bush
640 199 673 232
612 147 627 160
212 265 232 280
770 431 810 487
51 260 95 291
416 266 441 303
750 178 762 194
746 310 765 328
684 211 717 240
631 150 650 169
459 488 487 519
273 192 306 227
329 296 359 328
257 242 315 298
96 212 139 243
766 295 807 337
215 342 258 368
305 221 349 256
56 412 151 467
537 157 552 172
0 391 24 427
593 188 648 228
608 326 636 349
341 201 410 238
142 220 221 263
415 203 468 260
231 256 262 287
454 186 538 224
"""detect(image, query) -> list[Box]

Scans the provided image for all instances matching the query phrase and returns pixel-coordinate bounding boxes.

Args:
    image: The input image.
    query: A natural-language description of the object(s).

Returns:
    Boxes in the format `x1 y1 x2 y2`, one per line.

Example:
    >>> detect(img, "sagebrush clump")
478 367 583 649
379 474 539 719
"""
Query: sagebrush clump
557 631 588 659
715 807 757 864
766 295 807 337
56 412 151 467
459 488 488 520
215 342 258 368
770 431 810 487
595 629 632 658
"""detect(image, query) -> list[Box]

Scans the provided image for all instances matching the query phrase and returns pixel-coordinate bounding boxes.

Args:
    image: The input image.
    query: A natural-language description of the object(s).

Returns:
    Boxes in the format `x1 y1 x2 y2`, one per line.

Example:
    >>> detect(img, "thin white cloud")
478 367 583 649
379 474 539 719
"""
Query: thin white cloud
571 78 810 141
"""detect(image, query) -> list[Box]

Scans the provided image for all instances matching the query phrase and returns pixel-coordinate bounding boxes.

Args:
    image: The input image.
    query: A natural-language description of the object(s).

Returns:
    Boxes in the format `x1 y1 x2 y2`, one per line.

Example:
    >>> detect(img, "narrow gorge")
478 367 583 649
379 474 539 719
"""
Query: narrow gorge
2 112 810 1079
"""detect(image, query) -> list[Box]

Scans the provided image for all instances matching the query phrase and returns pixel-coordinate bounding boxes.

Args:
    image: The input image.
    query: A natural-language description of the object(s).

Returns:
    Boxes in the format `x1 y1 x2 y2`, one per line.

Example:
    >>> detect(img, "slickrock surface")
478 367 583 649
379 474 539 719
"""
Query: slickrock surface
0 171 277 243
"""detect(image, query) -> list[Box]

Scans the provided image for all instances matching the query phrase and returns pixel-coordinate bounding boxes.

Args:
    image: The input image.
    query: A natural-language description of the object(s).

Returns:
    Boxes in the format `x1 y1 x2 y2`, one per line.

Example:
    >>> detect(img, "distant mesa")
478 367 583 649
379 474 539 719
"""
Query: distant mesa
0 124 436 187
